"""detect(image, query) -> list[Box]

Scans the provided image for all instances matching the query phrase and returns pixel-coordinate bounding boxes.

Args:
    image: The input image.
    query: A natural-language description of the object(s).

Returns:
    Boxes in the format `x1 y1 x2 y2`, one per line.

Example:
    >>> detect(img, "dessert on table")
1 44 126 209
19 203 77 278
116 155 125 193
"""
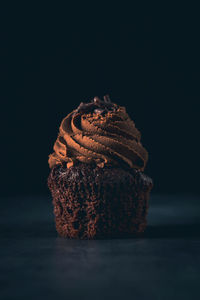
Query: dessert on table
48 95 153 239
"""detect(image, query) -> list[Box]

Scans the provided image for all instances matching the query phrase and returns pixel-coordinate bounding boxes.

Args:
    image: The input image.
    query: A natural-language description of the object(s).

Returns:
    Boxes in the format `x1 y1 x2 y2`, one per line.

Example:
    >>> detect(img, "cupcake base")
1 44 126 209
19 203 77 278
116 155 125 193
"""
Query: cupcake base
48 163 153 239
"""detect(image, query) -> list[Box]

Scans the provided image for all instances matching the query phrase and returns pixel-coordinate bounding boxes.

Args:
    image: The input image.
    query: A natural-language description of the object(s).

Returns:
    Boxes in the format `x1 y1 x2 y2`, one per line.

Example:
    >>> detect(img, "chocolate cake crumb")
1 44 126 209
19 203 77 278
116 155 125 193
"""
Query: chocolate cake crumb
48 163 153 239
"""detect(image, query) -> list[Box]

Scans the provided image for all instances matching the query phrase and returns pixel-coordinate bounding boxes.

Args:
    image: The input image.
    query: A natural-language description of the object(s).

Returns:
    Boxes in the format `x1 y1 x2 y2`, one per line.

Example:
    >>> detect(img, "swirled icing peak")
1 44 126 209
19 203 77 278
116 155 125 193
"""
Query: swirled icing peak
48 95 148 170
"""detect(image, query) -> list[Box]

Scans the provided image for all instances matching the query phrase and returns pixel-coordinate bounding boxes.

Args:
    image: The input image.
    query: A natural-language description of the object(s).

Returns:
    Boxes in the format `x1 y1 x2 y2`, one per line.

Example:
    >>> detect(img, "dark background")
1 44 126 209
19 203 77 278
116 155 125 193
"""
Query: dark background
1 6 200 300
1 5 200 197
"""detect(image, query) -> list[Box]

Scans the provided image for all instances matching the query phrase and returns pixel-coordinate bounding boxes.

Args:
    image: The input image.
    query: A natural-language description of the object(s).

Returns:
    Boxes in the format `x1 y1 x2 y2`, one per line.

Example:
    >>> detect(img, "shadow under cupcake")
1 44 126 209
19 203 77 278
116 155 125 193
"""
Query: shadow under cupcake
48 95 153 239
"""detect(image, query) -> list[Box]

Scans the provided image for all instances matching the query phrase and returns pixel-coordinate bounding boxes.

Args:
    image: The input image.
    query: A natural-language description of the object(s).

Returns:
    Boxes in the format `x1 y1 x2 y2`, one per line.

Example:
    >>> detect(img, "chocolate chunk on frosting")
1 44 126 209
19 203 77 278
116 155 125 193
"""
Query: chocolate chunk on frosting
48 95 148 170
74 95 116 115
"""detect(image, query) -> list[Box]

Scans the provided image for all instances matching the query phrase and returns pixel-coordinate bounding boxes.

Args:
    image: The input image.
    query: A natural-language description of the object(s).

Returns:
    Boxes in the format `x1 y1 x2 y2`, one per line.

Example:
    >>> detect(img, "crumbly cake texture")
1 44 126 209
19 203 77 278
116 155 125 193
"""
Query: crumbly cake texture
48 163 153 239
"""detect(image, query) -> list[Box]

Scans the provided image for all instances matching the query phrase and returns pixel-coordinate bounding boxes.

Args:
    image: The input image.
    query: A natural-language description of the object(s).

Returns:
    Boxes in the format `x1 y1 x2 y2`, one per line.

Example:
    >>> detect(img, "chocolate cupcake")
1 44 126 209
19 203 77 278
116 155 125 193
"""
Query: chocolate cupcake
48 95 153 239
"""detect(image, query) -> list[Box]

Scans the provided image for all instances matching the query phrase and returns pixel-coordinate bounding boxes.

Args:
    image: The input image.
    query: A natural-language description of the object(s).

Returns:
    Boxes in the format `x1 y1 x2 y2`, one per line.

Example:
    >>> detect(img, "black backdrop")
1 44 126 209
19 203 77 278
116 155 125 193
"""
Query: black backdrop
1 5 200 196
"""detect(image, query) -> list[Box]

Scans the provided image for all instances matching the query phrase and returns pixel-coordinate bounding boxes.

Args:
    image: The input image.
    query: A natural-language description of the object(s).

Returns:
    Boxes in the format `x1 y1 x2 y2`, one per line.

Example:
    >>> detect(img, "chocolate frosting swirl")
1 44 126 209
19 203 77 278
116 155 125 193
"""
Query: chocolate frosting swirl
48 96 148 170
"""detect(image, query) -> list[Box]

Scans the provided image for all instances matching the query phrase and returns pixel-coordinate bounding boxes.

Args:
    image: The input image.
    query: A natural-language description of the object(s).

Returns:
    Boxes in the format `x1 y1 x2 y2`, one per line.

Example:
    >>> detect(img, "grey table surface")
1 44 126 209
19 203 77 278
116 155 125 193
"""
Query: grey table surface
1 194 200 300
